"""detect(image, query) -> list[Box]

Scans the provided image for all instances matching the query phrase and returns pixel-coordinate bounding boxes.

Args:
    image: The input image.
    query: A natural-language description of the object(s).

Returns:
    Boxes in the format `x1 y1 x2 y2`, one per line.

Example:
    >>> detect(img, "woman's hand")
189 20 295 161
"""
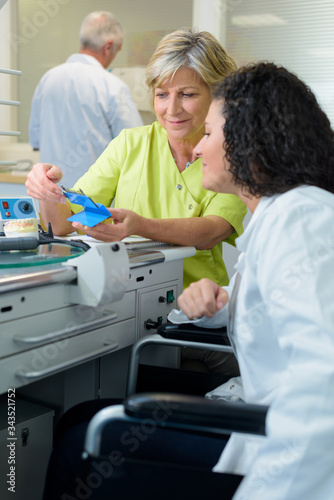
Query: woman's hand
177 278 229 319
26 163 66 204
72 207 144 241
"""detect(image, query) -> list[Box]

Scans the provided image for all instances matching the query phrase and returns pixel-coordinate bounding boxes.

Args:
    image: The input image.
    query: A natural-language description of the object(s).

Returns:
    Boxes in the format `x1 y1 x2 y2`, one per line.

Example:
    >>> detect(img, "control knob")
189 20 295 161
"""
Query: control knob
22 203 31 212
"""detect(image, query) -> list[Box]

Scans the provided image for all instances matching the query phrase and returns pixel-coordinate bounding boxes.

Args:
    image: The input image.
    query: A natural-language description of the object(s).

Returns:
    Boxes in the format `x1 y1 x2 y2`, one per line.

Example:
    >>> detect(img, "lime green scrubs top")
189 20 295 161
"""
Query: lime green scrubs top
73 122 247 289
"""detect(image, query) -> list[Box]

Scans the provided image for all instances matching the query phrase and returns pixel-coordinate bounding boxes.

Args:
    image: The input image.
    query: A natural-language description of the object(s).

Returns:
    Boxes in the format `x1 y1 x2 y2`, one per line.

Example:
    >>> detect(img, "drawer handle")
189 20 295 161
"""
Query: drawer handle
15 341 119 381
13 312 118 346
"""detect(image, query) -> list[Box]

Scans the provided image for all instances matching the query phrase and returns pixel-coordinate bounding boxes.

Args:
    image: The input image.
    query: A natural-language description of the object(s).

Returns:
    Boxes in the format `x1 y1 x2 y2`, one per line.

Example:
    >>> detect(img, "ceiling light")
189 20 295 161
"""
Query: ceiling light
231 14 287 27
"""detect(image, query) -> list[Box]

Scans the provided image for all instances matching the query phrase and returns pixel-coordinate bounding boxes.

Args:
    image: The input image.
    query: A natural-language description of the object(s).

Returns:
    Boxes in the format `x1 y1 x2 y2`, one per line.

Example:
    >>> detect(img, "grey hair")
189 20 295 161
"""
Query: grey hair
145 27 238 106
79 11 124 51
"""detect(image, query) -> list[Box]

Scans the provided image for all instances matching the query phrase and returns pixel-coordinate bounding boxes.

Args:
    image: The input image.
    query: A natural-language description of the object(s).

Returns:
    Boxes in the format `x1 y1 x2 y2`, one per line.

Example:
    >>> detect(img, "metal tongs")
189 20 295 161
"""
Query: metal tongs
60 185 100 208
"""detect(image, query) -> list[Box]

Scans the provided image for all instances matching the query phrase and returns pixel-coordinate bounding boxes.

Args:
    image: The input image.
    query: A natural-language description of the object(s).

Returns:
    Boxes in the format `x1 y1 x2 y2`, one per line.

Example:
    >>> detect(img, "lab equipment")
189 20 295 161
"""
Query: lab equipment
0 197 39 230
0 239 195 402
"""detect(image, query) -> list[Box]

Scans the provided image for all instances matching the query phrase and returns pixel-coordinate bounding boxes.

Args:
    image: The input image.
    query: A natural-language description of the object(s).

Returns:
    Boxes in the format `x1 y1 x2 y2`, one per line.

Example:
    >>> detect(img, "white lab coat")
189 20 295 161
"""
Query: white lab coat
169 185 334 499
29 54 143 187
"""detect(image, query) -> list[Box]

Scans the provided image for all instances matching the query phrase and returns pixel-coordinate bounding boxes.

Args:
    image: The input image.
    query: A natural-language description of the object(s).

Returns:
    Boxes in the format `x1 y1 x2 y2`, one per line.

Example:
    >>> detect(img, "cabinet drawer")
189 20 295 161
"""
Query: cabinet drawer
0 291 135 358
0 318 136 394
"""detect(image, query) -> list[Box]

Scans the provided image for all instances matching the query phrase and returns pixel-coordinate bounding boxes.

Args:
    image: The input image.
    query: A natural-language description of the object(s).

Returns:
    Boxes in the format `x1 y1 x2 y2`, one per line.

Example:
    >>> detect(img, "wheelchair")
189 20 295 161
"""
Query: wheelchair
81 323 268 500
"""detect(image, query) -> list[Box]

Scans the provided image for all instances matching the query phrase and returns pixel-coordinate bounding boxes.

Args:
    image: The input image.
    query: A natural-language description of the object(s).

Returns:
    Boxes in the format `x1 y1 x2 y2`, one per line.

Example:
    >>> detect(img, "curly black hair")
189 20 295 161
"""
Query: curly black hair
212 62 334 196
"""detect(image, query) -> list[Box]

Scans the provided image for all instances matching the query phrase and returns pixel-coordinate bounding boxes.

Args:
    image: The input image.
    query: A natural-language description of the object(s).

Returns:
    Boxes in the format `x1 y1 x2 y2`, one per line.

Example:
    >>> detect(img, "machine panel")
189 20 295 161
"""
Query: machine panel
0 197 39 229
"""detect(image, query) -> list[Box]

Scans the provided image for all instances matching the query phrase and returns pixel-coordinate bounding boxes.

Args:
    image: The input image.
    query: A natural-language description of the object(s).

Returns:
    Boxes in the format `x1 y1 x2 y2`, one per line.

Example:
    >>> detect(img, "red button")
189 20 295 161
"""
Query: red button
5 211 11 217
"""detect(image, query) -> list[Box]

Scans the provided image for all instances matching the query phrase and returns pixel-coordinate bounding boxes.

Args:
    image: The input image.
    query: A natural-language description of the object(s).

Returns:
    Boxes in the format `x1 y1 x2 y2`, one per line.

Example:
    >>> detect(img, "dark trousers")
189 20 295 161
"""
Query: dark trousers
43 399 241 500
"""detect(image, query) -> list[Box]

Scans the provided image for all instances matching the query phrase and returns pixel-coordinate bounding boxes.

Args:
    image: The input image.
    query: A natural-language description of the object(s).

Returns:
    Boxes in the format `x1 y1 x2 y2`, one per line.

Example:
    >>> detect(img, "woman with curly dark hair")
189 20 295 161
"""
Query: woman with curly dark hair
175 62 334 499
210 61 334 197
42 62 334 500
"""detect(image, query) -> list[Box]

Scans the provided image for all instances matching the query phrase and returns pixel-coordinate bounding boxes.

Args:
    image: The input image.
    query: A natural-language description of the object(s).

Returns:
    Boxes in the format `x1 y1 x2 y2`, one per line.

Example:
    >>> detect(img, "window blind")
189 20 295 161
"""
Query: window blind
225 0 334 125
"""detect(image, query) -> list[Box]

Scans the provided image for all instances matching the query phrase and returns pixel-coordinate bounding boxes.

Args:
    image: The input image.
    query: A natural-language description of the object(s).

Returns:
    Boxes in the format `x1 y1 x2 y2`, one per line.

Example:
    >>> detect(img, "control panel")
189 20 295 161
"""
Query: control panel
138 284 178 339
0 197 39 230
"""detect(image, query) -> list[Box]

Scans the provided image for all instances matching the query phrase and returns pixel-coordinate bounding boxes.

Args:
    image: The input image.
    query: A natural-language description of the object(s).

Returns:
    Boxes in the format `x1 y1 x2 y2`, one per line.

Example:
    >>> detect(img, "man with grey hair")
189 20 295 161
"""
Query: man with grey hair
29 11 142 187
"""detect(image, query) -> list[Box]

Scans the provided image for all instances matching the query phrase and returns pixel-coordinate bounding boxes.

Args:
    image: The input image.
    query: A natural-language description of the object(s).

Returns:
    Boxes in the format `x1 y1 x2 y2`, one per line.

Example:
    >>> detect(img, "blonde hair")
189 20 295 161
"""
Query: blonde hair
79 11 124 52
145 27 238 106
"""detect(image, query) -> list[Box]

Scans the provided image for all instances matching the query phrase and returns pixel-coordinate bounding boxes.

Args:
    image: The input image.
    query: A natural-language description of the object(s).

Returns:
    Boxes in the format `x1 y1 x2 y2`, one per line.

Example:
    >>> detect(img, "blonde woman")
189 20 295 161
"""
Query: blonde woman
27 28 246 374
27 28 246 291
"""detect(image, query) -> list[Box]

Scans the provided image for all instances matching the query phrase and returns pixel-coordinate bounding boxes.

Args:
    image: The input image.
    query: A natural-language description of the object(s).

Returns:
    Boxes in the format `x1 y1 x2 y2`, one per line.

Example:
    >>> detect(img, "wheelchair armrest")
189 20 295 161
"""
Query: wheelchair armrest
126 324 233 397
157 322 230 346
124 392 268 436
84 393 268 458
